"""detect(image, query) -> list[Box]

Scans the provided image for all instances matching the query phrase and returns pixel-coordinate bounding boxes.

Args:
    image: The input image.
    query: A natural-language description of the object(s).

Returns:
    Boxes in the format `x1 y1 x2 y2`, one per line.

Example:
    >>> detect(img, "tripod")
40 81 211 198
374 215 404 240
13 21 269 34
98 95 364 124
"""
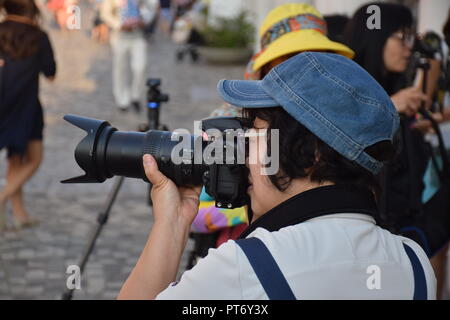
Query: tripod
61 80 169 300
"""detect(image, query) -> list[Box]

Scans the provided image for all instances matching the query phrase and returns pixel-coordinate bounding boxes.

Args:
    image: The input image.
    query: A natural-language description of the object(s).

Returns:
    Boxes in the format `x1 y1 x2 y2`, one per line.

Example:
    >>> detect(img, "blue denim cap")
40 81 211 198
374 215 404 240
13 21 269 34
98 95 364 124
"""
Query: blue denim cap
217 52 400 174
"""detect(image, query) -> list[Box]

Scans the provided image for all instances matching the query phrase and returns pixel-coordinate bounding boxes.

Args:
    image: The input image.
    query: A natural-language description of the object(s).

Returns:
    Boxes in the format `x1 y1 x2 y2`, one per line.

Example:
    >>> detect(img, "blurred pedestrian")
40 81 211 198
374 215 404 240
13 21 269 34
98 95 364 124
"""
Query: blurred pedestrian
101 0 157 113
0 0 57 231
172 0 194 22
91 0 109 44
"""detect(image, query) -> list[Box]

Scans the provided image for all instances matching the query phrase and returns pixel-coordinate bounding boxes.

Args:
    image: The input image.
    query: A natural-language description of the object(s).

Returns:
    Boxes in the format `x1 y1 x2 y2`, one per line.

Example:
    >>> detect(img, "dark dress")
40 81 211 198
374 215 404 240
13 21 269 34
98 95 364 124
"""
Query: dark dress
0 23 56 157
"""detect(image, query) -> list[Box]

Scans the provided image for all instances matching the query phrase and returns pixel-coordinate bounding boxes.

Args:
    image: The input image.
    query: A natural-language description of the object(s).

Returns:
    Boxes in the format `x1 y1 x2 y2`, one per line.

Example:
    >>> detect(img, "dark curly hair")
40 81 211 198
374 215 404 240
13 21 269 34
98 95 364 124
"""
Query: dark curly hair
244 107 395 198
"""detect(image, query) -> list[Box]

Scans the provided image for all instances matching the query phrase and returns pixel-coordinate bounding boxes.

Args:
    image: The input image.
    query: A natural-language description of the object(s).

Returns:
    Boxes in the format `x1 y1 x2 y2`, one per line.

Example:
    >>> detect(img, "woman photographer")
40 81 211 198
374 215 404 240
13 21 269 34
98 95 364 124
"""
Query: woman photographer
118 52 436 300
0 0 56 231
344 2 448 298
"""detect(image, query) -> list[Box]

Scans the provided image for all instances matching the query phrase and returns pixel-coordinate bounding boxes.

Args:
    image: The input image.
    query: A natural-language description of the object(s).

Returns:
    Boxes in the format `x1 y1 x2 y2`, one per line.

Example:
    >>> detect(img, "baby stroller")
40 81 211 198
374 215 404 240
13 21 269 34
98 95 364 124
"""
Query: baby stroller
171 0 206 63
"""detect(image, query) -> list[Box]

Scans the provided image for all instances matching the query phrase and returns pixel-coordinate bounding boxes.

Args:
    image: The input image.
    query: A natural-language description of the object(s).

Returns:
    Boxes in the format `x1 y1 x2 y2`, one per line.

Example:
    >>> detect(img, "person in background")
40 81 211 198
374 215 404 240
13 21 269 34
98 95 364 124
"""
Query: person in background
344 2 448 299
91 0 109 44
245 3 353 80
423 8 450 299
101 0 157 113
172 0 193 21
323 15 349 43
0 0 56 231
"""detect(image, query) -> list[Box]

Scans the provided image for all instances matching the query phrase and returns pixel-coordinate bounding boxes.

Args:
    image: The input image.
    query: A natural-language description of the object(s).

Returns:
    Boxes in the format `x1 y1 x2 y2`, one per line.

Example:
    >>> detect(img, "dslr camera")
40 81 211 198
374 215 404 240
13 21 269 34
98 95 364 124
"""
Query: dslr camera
62 115 251 209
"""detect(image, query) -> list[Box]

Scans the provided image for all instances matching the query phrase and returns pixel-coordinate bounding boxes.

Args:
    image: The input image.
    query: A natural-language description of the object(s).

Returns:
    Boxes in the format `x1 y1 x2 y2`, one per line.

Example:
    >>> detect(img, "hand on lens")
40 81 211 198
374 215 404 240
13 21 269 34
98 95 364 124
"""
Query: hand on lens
391 86 430 117
142 154 202 229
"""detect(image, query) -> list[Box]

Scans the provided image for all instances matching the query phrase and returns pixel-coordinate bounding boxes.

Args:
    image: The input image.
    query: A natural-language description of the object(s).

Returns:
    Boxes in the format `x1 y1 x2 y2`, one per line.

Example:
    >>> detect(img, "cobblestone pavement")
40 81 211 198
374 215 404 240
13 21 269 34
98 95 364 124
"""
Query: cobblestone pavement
0 3 243 300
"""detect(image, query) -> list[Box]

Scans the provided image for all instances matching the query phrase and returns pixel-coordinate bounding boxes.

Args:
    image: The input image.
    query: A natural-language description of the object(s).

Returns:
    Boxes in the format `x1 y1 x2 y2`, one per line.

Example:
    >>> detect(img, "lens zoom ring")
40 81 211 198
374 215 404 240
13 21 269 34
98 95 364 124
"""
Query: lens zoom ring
143 131 161 156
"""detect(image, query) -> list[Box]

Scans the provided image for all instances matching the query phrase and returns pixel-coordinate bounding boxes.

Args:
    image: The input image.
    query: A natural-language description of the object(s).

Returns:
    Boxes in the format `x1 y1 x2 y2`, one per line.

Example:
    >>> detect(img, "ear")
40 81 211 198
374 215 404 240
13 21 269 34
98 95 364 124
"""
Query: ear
314 148 321 163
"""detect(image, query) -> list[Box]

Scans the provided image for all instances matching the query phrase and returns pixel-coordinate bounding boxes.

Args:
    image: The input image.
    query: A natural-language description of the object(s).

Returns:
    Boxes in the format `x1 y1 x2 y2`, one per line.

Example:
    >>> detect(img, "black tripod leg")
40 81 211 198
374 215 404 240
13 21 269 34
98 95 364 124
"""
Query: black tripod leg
61 176 125 300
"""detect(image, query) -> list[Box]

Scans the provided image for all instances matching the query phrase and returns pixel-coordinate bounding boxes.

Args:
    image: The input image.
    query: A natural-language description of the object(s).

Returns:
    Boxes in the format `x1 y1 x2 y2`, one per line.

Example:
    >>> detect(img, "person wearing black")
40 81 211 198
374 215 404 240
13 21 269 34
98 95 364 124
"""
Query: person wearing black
344 2 449 299
323 15 349 43
0 0 56 231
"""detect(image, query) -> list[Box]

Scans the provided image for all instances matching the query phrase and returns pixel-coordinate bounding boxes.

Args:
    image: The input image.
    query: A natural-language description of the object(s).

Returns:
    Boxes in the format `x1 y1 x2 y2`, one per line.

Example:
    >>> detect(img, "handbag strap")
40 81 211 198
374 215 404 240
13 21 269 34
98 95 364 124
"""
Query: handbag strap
237 237 427 300
403 243 428 300
235 237 296 300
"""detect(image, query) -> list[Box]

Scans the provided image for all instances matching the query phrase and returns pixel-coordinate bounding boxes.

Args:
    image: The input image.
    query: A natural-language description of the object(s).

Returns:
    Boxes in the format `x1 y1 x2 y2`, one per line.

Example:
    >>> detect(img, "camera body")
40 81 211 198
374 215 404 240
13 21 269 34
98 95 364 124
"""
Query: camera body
412 32 442 59
200 117 250 209
62 115 250 209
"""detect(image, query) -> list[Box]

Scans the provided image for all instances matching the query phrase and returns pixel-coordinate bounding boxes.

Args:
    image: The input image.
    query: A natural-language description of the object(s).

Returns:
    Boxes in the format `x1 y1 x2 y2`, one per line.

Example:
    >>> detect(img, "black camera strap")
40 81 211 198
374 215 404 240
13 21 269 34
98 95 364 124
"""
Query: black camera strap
419 107 450 182
239 184 379 239
417 58 450 182
398 61 450 218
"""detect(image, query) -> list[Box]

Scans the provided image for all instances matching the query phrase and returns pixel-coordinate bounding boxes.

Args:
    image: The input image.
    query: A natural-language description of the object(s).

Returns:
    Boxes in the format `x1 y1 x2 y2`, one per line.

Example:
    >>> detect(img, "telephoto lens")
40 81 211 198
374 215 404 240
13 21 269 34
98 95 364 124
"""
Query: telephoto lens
61 114 203 186
62 115 250 208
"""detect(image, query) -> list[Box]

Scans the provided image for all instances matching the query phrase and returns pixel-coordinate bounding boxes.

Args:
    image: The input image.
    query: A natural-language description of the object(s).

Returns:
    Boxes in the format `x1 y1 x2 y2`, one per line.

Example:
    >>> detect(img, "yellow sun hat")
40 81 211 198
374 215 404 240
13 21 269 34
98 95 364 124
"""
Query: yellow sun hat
252 3 354 72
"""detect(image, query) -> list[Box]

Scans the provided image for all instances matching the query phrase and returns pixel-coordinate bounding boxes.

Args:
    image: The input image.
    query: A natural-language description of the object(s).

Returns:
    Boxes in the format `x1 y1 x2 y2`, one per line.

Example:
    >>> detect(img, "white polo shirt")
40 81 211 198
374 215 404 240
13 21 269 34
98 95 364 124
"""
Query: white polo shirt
156 186 436 300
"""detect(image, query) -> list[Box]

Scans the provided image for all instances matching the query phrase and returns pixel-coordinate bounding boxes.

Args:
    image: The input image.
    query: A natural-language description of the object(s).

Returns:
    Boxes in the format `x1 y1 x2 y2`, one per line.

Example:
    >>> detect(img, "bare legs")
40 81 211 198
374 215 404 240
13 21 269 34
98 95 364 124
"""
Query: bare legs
0 140 43 223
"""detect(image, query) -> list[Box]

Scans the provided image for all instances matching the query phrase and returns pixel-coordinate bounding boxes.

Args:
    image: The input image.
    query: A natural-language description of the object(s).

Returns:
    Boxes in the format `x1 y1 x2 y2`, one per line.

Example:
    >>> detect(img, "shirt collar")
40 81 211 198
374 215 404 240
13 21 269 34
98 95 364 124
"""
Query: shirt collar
239 184 380 239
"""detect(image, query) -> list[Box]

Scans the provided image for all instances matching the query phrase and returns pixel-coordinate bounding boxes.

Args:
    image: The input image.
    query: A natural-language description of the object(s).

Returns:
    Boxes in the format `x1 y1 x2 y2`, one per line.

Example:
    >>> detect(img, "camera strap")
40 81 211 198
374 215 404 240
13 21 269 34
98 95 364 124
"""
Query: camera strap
238 184 379 239
419 107 450 182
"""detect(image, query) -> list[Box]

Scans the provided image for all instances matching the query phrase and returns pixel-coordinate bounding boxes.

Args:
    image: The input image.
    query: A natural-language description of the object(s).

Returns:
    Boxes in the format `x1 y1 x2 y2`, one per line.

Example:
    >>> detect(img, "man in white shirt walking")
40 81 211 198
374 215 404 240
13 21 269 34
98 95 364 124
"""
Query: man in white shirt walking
101 0 158 112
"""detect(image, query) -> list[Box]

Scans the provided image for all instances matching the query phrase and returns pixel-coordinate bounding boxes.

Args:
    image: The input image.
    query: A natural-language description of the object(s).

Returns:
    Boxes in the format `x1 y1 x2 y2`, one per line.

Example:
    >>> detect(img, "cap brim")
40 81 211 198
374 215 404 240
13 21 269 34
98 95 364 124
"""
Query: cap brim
217 79 279 108
253 30 355 72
